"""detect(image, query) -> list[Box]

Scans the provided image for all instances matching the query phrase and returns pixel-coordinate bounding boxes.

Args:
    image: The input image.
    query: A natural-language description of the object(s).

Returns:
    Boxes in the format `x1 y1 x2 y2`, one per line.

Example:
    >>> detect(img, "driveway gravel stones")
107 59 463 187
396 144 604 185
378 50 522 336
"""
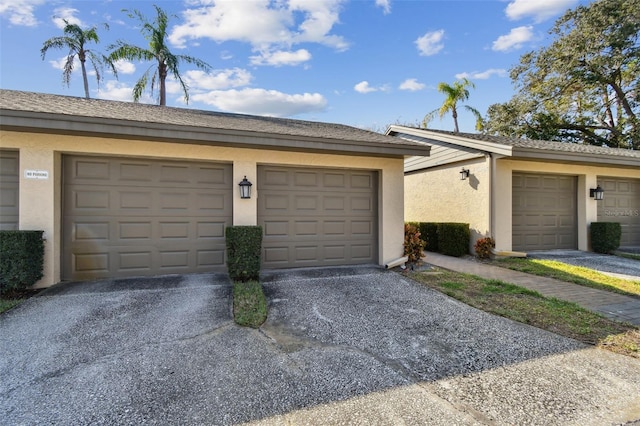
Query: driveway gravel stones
1 267 639 425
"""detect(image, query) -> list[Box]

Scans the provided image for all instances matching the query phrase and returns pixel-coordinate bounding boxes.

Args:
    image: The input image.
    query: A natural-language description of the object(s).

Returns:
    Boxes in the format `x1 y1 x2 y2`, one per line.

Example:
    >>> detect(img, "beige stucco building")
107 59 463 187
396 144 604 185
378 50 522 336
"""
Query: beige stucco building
0 90 431 287
388 126 640 254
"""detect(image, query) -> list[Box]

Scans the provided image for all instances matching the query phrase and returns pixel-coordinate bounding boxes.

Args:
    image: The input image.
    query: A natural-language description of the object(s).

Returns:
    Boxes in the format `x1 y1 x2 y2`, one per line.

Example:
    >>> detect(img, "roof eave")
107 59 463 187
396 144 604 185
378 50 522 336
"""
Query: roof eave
0 109 432 159
387 125 513 156
512 147 640 168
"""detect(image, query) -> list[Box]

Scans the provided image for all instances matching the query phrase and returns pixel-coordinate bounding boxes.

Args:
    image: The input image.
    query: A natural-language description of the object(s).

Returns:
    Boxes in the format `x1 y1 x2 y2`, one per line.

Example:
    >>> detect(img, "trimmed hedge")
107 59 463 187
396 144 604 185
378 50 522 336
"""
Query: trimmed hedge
437 223 470 257
225 226 263 282
591 222 621 254
0 230 44 294
419 222 439 253
405 222 469 257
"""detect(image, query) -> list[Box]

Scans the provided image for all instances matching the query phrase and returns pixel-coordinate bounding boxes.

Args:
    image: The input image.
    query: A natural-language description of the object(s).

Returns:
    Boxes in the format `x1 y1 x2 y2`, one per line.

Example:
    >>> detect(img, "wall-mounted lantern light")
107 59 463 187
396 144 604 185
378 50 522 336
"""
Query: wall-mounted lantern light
590 185 604 201
460 168 470 181
239 176 253 199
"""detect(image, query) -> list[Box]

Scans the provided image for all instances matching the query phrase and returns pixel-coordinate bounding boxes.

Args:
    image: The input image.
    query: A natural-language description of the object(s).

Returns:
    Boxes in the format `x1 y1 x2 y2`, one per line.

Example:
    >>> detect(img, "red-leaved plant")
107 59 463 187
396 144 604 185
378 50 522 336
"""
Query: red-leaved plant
404 223 426 264
474 237 495 259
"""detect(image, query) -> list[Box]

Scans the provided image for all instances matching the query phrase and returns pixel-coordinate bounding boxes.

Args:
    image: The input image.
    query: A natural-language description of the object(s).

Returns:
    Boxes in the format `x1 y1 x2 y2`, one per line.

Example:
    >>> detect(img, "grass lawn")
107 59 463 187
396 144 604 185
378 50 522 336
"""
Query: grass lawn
494 258 640 297
408 270 639 359
232 280 268 328
0 298 23 314
0 289 41 314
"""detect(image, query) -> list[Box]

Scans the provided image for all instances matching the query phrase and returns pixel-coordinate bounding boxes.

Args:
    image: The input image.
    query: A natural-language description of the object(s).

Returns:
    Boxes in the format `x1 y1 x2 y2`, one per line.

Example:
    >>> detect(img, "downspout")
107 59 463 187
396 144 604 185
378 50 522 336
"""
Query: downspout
488 153 495 240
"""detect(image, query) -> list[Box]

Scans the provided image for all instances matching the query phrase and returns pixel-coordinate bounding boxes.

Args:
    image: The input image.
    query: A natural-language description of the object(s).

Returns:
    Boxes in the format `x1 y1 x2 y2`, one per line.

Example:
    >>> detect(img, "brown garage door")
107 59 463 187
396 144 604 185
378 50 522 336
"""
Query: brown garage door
258 166 377 268
0 150 19 230
512 173 577 251
598 177 640 246
63 156 232 280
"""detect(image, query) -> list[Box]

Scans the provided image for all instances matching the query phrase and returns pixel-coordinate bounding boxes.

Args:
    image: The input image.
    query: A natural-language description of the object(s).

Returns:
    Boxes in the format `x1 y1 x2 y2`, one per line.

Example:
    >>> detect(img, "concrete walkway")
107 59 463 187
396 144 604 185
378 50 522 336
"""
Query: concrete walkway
424 252 640 326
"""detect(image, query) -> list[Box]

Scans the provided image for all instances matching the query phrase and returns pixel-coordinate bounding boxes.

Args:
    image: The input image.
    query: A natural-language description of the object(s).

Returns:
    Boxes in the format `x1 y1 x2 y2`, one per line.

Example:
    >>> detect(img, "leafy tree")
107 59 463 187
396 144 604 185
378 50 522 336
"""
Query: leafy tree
41 19 115 99
485 0 640 149
423 78 483 132
108 5 212 106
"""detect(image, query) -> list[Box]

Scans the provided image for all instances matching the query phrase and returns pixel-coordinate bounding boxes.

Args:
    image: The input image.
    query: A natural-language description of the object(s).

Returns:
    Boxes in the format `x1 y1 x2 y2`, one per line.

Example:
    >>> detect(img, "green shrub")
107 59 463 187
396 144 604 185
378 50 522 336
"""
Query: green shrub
591 222 621 254
226 226 263 282
0 230 44 294
437 223 470 257
404 223 425 264
474 237 495 259
419 222 439 252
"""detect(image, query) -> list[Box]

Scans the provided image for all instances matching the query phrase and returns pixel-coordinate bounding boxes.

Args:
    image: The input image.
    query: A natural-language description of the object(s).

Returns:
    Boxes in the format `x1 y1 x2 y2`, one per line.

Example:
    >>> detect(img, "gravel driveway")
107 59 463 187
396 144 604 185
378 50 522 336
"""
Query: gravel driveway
1 267 639 425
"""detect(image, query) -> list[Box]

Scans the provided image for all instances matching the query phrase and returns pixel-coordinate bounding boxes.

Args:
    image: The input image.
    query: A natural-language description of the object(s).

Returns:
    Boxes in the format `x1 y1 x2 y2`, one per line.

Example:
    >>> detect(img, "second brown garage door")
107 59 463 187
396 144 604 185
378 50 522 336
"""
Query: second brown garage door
258 166 378 268
512 173 577 251
598 177 640 246
63 156 232 280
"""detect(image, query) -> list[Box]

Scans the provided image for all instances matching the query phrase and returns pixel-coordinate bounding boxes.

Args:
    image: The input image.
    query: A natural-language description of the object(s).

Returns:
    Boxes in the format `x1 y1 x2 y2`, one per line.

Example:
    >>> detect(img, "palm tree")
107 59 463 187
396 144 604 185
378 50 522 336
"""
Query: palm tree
108 5 212 106
424 78 483 132
41 20 114 99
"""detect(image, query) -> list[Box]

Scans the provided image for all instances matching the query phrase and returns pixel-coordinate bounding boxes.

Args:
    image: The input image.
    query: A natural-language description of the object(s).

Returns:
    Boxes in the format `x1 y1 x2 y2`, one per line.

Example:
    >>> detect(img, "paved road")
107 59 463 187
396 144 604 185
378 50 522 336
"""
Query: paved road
1 268 639 425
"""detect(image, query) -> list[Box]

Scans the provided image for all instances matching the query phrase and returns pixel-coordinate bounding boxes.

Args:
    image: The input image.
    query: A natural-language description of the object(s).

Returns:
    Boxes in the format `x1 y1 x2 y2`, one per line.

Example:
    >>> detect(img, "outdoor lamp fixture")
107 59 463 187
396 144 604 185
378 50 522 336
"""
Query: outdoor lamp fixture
460 168 470 181
590 185 604 201
239 176 253 199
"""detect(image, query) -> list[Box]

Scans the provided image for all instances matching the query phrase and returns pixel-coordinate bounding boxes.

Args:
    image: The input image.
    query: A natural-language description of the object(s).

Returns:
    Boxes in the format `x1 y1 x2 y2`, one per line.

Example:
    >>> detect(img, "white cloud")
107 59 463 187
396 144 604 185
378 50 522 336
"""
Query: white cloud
52 7 82 29
492 26 533 52
376 0 391 15
183 68 252 90
415 29 445 56
169 0 348 57
96 80 141 103
505 0 577 23
354 81 377 94
191 88 327 117
0 0 45 26
48 56 73 71
113 60 136 75
250 49 312 67
399 78 425 91
455 69 507 80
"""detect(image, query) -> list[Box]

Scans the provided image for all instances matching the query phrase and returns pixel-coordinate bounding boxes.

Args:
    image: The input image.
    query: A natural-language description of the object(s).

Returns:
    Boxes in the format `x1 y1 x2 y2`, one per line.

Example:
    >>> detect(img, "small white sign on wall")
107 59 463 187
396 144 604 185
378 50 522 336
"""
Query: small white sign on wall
24 170 49 180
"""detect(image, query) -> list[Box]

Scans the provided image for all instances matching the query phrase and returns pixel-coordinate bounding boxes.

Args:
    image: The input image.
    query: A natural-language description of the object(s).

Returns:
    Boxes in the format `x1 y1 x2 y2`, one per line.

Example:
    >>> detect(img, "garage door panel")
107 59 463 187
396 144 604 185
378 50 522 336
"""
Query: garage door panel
119 251 152 271
597 177 640 246
295 195 318 210
64 156 232 280
294 220 319 236
324 221 345 235
74 158 111 180
259 166 377 268
0 150 19 230
294 171 318 186
513 173 577 251
324 173 345 187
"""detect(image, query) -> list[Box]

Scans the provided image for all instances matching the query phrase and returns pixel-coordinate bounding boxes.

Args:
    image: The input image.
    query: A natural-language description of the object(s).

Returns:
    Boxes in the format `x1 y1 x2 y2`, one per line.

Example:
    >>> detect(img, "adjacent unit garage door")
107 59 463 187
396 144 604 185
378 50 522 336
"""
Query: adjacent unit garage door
0 150 19 230
63 156 232 280
598 177 640 246
512 173 577 251
258 166 378 268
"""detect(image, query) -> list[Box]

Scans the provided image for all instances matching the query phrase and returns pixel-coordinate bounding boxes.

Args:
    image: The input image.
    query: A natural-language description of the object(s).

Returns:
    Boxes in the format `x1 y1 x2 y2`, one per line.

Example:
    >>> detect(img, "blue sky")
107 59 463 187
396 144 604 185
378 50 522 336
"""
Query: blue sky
0 0 589 133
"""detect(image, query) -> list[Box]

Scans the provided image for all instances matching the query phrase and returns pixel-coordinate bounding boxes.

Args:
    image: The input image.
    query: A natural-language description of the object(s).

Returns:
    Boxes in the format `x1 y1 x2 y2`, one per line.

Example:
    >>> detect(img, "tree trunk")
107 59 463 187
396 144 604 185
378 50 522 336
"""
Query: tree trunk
452 107 459 133
79 51 90 99
159 62 167 106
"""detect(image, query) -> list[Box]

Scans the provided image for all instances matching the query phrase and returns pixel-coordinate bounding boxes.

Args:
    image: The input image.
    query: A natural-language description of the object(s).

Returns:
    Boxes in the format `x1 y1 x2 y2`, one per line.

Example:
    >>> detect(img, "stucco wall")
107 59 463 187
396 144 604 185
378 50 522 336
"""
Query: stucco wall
495 159 640 252
404 156 491 252
1 130 405 287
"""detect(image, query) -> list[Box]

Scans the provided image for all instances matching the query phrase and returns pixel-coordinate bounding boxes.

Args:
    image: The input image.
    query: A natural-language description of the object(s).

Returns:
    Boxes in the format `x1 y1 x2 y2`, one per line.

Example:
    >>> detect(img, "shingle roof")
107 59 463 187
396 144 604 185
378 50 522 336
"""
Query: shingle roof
0 89 420 148
419 128 640 159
